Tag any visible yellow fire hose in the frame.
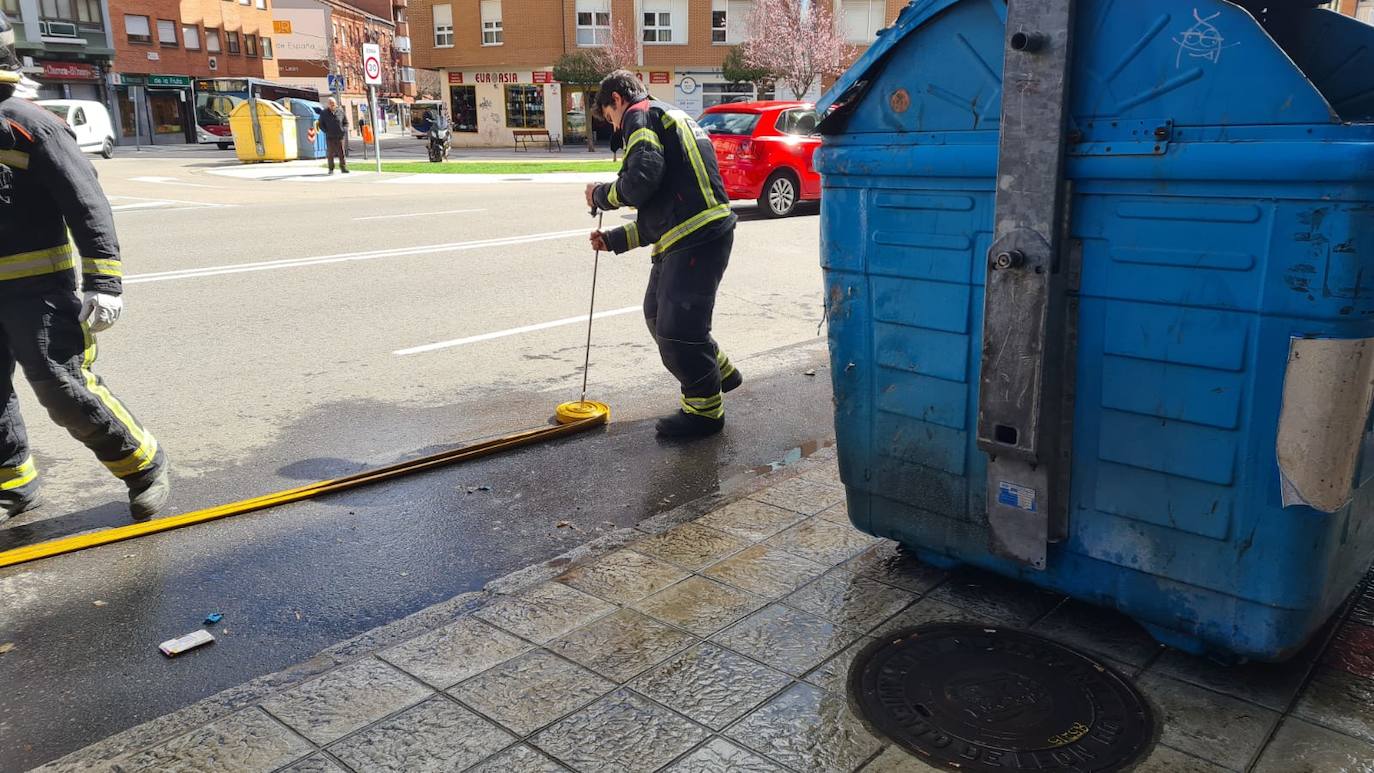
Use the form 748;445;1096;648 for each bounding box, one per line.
0;210;615;570
0;404;610;570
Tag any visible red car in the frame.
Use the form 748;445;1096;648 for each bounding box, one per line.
699;101;822;218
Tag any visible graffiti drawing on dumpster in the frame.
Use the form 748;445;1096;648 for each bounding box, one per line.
1175;9;1236;68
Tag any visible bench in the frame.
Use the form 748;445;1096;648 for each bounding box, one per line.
513;129;560;152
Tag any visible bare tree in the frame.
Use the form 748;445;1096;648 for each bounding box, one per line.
742;0;854;100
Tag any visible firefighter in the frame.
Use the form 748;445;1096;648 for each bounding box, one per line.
0;11;170;522
584;70;742;438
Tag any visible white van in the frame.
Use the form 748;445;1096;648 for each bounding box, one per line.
36;99;117;158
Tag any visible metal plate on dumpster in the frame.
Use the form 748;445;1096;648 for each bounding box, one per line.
848;624;1154;772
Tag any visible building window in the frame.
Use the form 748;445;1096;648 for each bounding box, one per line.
505;85;545;128
841;0;883;43
642;11;671;42
480;0;503;45
432;3;453;46
205;28;221;52
40;0;73;20
255;0;265;7
226;30;240;53
575;0;610;45
157;18;178;47
245;33;258;56
262;37;272;58
75;0;100;25
1;0;19;15
1359;0;1374;22
712;0;748;44
182;24;201;50
124;14;152;44
450;85;478;132
702;81;754;108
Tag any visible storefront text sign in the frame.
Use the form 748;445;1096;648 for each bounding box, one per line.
41;61;98;80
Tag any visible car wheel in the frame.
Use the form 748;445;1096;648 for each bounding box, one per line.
100;138;115;159
760;171;799;218
217;142;231;151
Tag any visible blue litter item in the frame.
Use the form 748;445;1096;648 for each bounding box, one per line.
278;98;328;160
816;0;1374;661
204;613;223;625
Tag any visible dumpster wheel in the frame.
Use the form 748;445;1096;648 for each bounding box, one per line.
848;624;1155;772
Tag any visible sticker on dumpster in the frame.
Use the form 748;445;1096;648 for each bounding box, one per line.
997;481;1038;512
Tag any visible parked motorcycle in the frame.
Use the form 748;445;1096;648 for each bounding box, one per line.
426;110;451;163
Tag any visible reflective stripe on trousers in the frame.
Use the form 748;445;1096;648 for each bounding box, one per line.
0;291;163;497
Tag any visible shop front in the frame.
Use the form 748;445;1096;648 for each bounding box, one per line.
561;69;673;148
113;74;196;146
673;70;762;117
442;69;562;148
34;61;106;102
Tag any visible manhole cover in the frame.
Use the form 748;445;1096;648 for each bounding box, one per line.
849;624;1154;772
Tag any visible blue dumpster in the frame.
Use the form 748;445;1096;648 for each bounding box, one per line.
817;0;1374;661
280;98;327;160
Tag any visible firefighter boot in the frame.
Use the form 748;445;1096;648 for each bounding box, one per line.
656;410;725;439
128;465;171;520
0;492;41;523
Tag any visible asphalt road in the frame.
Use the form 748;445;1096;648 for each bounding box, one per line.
0;145;835;770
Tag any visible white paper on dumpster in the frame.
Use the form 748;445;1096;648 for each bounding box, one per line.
1276;336;1374;513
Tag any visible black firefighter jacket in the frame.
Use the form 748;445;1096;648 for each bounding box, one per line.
0;92;122;299
592;99;736;259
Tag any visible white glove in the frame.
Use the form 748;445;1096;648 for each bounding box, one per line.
79;292;123;333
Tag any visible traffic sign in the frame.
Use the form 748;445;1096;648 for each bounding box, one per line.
362;43;382;86
327;73;345;92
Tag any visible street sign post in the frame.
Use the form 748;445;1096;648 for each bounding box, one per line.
362;43;382;173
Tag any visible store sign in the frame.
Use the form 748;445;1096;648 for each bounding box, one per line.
448;72;464;84
531;71;554;84
147;75;192;87
41;61;98;80
274;8;329;60
472;72;522;84
649;71;670;84
279;60;329;77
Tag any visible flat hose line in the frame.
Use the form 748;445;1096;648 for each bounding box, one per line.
0;408;610;569
1;210;614;569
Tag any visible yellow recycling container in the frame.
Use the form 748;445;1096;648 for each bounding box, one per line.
228;99;298;163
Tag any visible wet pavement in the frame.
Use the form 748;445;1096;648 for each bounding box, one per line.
0;351;834;773
27;448;1374;773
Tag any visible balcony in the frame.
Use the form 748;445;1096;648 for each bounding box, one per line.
394;35;411;53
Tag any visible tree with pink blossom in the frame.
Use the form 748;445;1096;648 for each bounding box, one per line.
742;0;854;100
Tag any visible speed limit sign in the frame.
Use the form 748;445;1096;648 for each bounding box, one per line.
362;43;382;86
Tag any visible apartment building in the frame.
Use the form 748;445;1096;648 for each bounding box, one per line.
273;0;415;133
105;0;279;144
3;0;115;103
410;0;902;148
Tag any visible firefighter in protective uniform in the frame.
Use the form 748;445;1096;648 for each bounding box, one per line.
585;71;742;438
0;11;170;522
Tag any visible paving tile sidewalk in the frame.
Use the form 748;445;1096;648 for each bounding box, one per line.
36;448;1374;773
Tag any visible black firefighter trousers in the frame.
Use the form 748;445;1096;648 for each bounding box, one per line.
644;230;736;419
0;291;164;509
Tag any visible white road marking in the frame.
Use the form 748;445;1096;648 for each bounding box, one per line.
123;229;586;285
129;176;222;189
395;306;641;356
109;195;229;213
352;208;486;221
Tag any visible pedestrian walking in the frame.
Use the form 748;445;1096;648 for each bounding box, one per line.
584;70;742;438
319;97;349;174
0;11;171;522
